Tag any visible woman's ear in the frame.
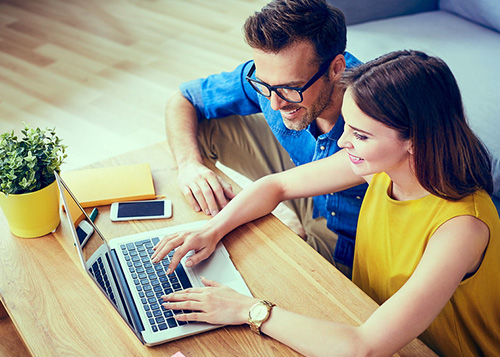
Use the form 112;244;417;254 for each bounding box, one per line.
408;142;414;155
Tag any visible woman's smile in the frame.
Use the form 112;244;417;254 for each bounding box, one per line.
347;152;365;165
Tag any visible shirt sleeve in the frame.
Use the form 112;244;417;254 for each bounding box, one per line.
344;51;363;69
179;60;262;122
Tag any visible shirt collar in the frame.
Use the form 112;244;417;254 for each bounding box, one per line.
308;115;345;140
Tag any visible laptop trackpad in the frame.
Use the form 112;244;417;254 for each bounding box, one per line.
189;247;239;285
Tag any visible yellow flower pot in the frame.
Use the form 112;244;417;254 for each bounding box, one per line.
0;180;60;238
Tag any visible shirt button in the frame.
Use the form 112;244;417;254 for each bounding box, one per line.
356;196;361;200
330;193;334;196
320;145;326;151
331;211;336;216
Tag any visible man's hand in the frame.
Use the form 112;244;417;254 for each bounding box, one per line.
177;162;235;216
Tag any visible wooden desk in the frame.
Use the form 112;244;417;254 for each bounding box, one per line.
0;141;434;356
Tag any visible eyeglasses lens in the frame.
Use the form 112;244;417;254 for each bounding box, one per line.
276;88;301;103
251;81;271;97
249;80;302;103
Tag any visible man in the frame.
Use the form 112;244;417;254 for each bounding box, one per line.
165;0;367;276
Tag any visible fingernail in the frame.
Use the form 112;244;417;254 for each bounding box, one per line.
211;209;218;216
205;209;210;215
194;206;200;212
166;268;172;275
185;260;192;267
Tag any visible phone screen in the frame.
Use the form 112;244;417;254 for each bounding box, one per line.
117;201;165;218
76;226;87;244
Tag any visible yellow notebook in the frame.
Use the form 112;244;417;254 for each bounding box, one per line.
61;163;156;208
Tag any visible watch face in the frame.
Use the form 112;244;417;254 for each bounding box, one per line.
251;303;269;320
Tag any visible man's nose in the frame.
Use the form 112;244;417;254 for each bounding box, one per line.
269;91;287;111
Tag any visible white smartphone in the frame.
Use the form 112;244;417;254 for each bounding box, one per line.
109;199;172;221
76;220;94;248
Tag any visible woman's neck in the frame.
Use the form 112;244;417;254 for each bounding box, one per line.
388;172;429;201
385;160;429;201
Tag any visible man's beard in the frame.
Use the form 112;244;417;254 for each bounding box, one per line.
281;80;334;131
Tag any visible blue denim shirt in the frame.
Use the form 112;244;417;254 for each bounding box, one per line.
180;52;368;268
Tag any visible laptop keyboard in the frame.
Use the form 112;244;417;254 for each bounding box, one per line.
89;255;118;306
121;237;193;332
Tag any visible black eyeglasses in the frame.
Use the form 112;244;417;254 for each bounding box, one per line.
245;58;334;103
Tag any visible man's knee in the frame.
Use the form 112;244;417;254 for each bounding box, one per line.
197;114;293;180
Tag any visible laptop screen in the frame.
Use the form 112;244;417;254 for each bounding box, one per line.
56;173;143;342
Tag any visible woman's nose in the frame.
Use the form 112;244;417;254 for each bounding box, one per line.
337;131;351;149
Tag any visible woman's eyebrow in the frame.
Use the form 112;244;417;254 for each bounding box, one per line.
348;124;373;136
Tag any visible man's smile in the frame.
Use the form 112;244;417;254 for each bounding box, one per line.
281;106;302;119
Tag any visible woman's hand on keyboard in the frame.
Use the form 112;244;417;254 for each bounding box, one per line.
151;223;221;274
161;277;258;325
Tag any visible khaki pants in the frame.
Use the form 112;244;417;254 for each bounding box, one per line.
198;114;351;277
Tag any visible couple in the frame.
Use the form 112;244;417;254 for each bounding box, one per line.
152;49;500;356
157;0;499;354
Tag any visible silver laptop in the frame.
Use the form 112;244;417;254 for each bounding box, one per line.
55;172;252;346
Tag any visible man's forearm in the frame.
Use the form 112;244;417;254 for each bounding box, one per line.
165;90;204;167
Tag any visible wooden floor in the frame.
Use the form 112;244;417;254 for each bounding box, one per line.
0;0;269;355
0;302;29;356
0;0;269;171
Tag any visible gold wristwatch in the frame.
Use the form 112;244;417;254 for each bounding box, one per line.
248;300;275;334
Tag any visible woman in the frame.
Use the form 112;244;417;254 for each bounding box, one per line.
152;50;499;356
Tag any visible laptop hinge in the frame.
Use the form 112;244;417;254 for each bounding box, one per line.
109;249;145;343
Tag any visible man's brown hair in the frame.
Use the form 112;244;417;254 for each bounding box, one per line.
243;0;346;65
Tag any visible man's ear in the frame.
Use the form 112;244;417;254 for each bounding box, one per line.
331;54;346;80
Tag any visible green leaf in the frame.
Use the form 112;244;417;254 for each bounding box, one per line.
0;124;67;194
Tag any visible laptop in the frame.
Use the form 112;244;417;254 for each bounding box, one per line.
55;171;252;346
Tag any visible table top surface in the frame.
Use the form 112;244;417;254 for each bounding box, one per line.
0;141;434;356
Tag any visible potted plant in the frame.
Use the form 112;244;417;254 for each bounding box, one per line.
0;124;67;238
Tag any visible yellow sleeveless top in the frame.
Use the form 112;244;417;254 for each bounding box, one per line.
353;173;500;356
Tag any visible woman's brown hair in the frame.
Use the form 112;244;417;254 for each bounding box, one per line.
342;50;493;200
